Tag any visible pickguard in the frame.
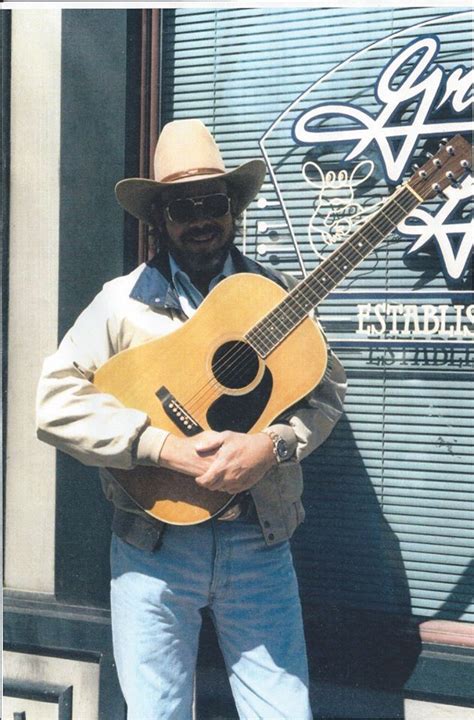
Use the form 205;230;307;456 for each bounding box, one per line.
206;366;273;433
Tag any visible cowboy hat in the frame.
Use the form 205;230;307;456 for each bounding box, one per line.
115;119;266;225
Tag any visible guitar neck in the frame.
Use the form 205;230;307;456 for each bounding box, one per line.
245;183;421;357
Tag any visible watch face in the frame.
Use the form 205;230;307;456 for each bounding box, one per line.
276;438;289;460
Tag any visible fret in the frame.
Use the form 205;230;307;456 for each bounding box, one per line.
265;324;285;344
278;299;301;323
246;185;421;357
247;332;272;356
324;255;352;282
368;223;386;238
348;239;367;258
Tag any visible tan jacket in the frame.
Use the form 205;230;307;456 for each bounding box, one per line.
36;248;346;547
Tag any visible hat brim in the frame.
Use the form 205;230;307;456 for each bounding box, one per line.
115;159;266;225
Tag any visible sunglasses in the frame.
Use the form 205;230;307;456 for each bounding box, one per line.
165;193;231;224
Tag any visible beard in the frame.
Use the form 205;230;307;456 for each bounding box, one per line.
162;221;235;283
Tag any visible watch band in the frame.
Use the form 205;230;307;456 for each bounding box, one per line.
263;429;291;463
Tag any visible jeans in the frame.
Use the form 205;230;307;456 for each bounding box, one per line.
110;517;312;720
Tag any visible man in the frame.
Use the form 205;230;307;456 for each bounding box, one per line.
36;119;346;720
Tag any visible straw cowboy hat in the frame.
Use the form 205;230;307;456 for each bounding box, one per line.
115;119;267;225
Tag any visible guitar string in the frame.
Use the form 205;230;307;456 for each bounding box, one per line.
180;189;418;420
182;190;417;420
243;188;417;358
182;190;417;418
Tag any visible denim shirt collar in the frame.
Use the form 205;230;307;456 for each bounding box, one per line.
129;245;286;312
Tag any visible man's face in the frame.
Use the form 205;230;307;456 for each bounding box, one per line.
160;178;235;282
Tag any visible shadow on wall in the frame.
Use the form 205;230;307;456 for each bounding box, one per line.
429;557;474;622
294;414;422;719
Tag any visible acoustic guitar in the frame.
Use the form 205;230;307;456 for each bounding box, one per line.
94;135;471;525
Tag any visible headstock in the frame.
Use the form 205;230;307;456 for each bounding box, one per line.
408;135;472;201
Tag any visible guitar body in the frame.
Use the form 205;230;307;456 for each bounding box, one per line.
94;273;328;525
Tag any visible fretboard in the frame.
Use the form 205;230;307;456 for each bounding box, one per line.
245;184;420;357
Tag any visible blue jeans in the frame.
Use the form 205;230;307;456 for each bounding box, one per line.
110;517;312;720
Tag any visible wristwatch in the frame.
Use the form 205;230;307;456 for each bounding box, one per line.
263;429;291;464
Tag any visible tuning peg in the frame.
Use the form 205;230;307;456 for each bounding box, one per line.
425;151;434;158
412;163;420;171
439;138;448;147
432;182;448;199
445;171;460;189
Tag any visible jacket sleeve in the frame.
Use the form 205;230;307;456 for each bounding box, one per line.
36;288;169;470
269;348;346;461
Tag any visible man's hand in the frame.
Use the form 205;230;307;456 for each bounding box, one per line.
194;430;276;493
159;430;276;493
159;431;223;477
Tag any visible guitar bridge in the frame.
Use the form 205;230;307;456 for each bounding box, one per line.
156;386;203;437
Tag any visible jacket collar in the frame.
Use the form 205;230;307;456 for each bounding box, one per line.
129;245;286;311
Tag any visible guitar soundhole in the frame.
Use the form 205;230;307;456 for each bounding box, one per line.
211;341;259;390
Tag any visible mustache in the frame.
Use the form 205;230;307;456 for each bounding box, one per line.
181;222;222;242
